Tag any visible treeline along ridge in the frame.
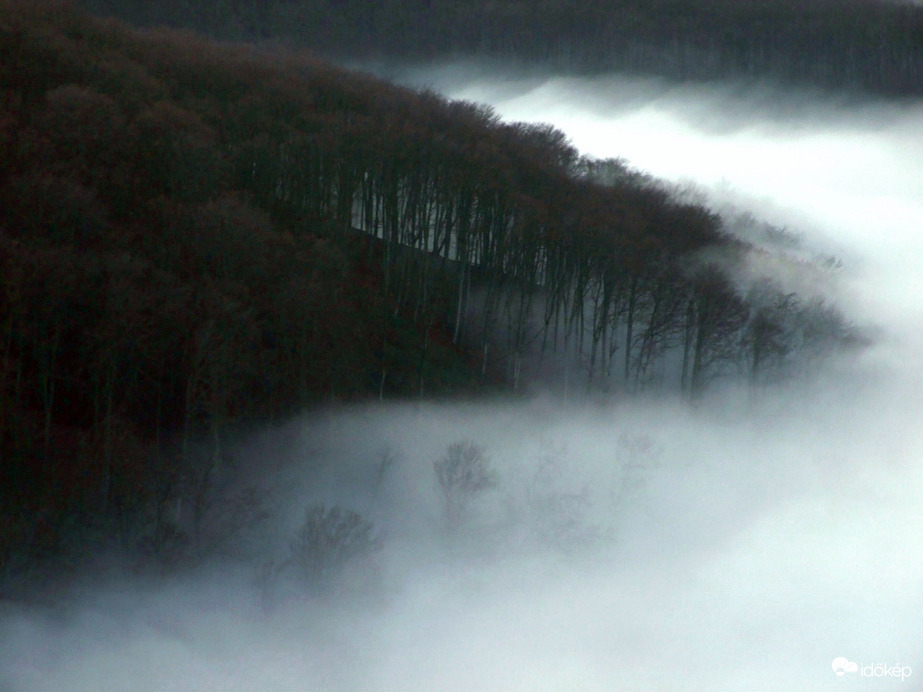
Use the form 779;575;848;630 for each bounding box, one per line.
0;1;852;578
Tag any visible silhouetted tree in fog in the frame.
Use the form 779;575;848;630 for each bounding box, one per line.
435;441;495;530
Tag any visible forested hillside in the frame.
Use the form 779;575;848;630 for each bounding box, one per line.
0;1;851;578
78;0;923;96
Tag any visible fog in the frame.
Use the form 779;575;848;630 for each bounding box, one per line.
3;68;922;690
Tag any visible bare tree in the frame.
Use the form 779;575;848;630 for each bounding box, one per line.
286;504;380;592
523;446;595;551
372;445;400;495
434;441;495;530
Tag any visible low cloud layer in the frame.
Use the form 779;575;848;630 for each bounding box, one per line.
2;68;922;691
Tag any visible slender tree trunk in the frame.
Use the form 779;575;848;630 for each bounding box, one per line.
623;277;637;385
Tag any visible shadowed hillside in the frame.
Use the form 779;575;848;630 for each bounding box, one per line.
0;0;852;584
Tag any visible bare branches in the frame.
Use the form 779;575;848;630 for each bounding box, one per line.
434;441;495;529
286;504;380;589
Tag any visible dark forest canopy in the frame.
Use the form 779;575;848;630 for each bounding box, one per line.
76;0;923;97
0;1;853;579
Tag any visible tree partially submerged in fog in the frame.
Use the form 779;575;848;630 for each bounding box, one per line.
284;504;380;592
682;267;750;397
510;434;658;553
136;462;268;574
523;446;596;552
743;280;799;385
611;433;658;517
796;298;857;366
434;441;496;530
372;445;400;495
0;2;860;576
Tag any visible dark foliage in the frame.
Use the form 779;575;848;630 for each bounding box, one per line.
0;1;851;578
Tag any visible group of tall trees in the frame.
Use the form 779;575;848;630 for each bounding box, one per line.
0;2;851;575
78;0;923;97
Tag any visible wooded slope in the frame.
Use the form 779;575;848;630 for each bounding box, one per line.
0;1;849;576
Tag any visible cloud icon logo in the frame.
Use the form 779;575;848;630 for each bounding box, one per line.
832;657;859;676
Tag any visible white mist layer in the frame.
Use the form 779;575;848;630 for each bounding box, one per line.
397;67;923;347
3;70;923;691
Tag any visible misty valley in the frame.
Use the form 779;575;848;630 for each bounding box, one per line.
1;3;922;691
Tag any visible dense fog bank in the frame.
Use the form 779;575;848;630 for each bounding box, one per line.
2;383;920;690
389;66;923;326
3;67;923;691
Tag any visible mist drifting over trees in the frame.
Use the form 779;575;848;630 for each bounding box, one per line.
1;1;920;690
0;0;858;578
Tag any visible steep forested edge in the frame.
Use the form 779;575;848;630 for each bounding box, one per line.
0;1;854;582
